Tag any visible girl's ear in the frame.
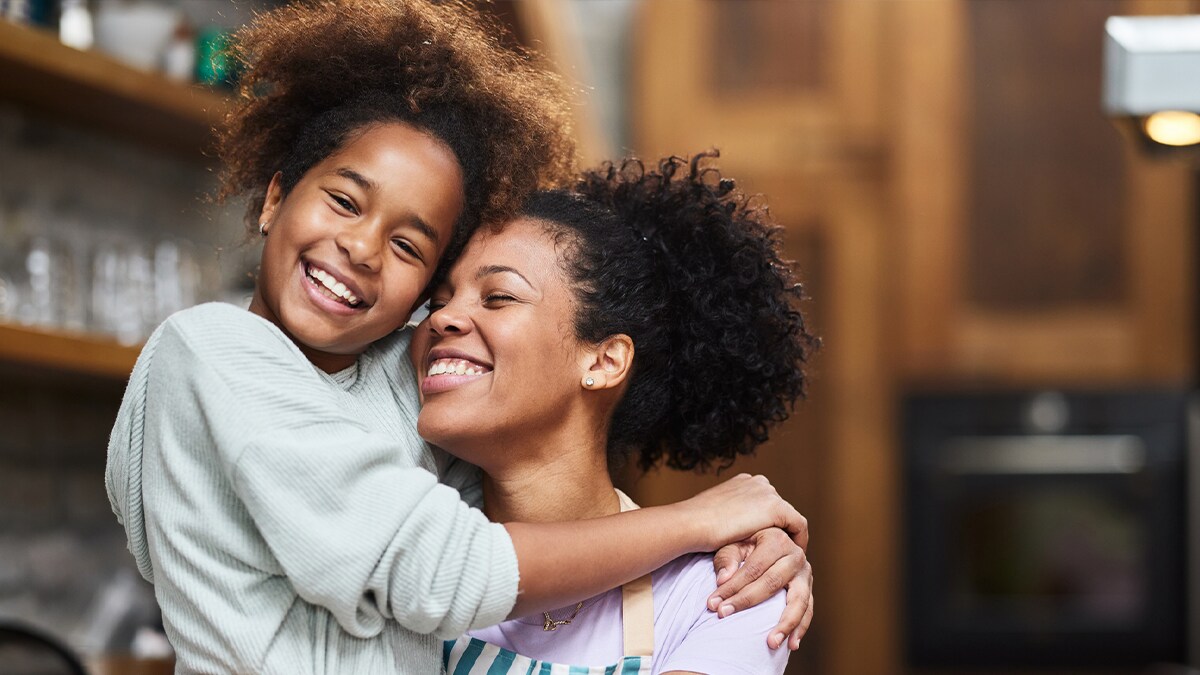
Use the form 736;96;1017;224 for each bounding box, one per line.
259;172;285;231
579;334;634;391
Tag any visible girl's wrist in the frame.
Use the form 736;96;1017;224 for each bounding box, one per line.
661;499;711;553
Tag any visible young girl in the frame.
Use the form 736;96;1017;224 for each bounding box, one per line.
415;153;818;674
106;2;811;673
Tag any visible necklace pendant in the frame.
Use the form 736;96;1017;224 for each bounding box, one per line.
541;601;585;632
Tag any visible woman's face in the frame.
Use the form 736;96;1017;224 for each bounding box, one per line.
411;218;590;466
250;122;464;372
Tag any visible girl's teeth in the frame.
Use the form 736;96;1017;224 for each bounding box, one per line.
307;264;360;306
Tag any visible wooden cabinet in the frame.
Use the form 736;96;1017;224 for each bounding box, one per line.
0;20;228;160
0;324;139;380
891;0;1195;387
0;20;228;381
627;1;1196;674
629;3;896;674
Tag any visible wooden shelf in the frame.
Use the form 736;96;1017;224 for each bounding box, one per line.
0;323;139;380
0;20;230;160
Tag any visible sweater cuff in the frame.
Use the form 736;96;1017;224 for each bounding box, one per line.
474;522;520;628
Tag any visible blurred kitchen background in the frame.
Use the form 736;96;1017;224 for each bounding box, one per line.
0;0;1197;673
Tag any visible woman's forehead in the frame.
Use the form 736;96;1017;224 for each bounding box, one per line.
430;220;577;304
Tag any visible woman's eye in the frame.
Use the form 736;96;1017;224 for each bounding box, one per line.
484;293;517;304
427;300;447;313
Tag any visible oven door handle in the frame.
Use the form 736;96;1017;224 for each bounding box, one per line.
939;435;1146;474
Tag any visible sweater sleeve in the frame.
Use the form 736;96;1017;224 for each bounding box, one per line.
436;451;485;509
156;307;518;639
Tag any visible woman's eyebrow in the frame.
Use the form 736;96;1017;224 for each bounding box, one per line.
475;264;533;288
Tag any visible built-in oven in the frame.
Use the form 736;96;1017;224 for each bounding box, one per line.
903;389;1188;669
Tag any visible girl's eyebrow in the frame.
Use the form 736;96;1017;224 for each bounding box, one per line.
333;167;440;246
335;167;376;192
475;264;533;288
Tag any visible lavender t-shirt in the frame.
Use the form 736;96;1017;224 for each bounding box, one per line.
466;553;790;674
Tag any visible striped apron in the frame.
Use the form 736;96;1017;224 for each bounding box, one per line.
443;491;655;675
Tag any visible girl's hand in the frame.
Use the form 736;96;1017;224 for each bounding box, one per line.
682;473;806;548
709;528;813;650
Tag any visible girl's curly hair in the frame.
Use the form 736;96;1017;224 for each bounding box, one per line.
521;152;820;472
215;0;576;265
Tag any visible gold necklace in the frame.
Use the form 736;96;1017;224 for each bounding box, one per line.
542;601;586;631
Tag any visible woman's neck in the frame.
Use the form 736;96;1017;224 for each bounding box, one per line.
481;438;620;524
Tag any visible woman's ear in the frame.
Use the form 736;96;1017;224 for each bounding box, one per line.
580;334;634;391
258;172;285;232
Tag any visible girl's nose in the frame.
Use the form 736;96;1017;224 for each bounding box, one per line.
336;223;383;271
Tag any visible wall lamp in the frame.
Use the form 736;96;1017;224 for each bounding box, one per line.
1104;15;1200;159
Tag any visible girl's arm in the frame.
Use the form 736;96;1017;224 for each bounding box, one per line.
438;448;813;642
505;473;804;617
154;306;802;639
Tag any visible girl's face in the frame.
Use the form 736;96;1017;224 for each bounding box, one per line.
250;122;464;372
410;218;592;469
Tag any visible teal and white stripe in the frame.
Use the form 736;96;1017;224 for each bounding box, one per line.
443;637;649;675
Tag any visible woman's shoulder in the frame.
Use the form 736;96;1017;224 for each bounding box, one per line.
651;553;789;675
652;552;720;593
653;550;786;624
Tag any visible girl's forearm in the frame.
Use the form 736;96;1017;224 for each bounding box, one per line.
504;503;702;617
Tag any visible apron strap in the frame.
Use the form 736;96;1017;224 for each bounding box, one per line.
616;490;655;658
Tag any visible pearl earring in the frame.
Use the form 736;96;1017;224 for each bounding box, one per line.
584;377;595;387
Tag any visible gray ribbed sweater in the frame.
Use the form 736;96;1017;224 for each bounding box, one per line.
105;302;518;674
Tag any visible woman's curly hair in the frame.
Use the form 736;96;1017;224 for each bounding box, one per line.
521;152;820;472
215;0;576;265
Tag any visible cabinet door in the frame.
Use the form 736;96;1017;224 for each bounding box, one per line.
630;3;897;675
893;0;1195;386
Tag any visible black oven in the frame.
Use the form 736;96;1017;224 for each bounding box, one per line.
903;389;1188;669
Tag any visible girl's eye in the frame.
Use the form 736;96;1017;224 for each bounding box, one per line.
330;194;358;215
392;239;422;260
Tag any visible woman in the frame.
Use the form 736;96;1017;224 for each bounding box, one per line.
414;153;819;673
105;2;812;672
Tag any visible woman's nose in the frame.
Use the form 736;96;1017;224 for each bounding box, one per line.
428;302;472;336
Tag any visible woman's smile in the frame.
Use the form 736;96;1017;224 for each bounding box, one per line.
413;218;588;459
421;348;493;394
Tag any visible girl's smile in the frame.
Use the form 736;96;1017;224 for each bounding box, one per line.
304;260;366;307
249;122;464;373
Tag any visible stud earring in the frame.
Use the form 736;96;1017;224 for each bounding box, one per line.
584;377;595;388
259;221;269;237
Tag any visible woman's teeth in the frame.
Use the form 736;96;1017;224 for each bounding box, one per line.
307;265;361;306
427;358;489;377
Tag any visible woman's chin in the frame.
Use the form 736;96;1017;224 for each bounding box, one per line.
417;416;481;455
